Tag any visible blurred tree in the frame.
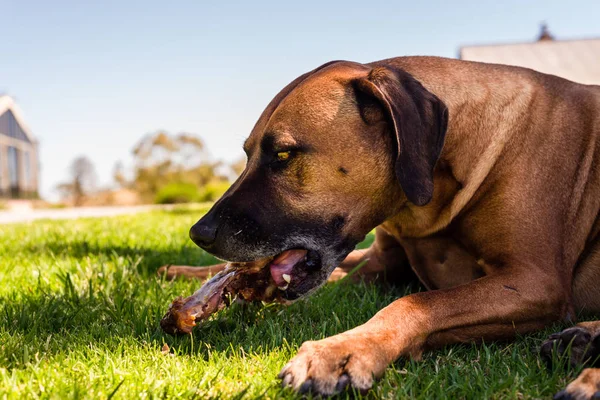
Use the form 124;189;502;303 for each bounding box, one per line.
113;161;128;188
129;131;228;202
56;156;97;206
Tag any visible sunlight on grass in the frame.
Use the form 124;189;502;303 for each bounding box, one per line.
0;205;587;398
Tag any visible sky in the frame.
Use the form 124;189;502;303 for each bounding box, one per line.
2;0;600;200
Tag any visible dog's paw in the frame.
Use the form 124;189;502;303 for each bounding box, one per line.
553;368;600;400
278;334;388;396
541;325;600;368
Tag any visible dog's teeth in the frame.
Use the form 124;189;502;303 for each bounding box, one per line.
282;274;291;283
278;284;289;291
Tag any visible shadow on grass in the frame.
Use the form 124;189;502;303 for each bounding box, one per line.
24;239;222;274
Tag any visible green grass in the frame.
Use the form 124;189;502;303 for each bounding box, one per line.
0;205;593;399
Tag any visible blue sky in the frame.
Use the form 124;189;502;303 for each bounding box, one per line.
2;0;599;200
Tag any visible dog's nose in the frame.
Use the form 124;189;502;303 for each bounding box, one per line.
189;219;218;248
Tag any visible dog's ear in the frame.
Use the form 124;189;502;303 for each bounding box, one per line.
354;66;448;206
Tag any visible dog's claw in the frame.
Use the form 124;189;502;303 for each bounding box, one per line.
553;390;568;400
553;388;600;400
281;373;293;388
298;379;313;394
278;362;291;379
336;373;350;392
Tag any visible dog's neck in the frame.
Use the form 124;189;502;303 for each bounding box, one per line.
382;57;535;238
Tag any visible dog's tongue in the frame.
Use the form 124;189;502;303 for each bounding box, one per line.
269;250;307;288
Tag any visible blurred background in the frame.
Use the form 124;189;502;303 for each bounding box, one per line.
1;0;599;212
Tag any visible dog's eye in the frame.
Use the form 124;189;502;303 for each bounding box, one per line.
276;151;291;162
268;149;298;169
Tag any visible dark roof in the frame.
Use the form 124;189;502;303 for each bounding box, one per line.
0;95;36;143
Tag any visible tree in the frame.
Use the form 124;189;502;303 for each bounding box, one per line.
113;161;128;188
129;131;227;202
56;156;97;206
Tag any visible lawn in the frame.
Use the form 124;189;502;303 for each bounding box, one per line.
0;205;592;399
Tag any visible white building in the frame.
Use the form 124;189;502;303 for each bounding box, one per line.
460;25;600;85
0;95;39;199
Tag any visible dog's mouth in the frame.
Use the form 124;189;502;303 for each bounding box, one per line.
266;249;320;290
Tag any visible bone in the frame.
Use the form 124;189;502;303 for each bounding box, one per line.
160;258;282;335
160;266;237;334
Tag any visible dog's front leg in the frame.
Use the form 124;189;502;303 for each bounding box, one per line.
279;268;569;395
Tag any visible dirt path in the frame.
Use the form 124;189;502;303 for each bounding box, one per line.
0;205;166;224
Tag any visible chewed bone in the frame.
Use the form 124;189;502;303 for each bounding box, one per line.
160;267;238;334
160;250;309;335
160;258;283;335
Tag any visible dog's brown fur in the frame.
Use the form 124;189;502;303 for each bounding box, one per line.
558;368;600;400
161;56;600;397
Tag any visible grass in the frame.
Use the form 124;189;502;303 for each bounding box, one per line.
0;204;595;399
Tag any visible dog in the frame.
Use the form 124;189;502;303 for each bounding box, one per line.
161;56;600;398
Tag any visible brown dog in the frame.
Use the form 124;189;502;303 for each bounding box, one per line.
162;56;600;398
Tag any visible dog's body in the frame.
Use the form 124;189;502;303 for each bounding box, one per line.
164;57;600;398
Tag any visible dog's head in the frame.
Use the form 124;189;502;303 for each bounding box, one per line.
190;60;448;300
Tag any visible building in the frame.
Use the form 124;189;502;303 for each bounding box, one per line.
460;25;600;85
0;95;39;199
